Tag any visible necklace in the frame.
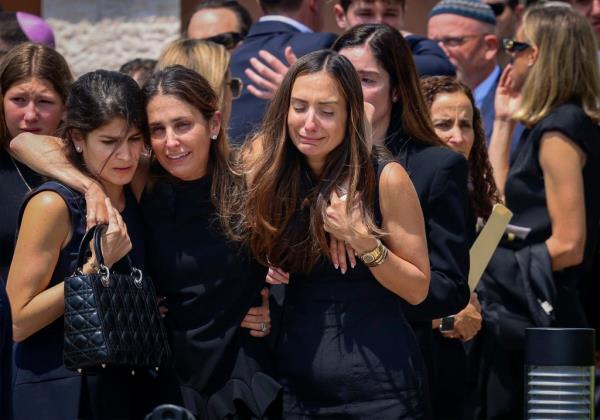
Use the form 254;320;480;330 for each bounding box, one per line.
9;154;32;192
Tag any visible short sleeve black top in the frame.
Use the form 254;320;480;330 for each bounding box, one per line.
505;103;600;266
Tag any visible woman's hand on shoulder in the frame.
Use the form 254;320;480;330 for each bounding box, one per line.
240;288;271;338
265;266;289;285
98;197;132;268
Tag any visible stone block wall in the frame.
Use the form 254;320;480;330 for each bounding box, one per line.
43;0;180;77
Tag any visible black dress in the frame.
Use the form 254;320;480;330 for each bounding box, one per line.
141;176;281;419
473;103;600;419
12;181;146;420
0;148;44;420
274;160;429;419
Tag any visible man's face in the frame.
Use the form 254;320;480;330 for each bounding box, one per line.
334;0;405;31
428;14;497;88
485;0;519;41
187;7;240;39
565;0;600;44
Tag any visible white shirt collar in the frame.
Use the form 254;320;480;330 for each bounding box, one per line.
474;65;501;110
258;15;313;33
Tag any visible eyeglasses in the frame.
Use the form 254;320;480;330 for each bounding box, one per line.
433;35;482;47
502;38;531;53
488;2;506;16
228;77;243;99
204;32;243;50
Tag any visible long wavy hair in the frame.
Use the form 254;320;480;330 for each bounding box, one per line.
421;76;499;219
332;23;445;150
515;4;600;125
239;50;382;273
143;65;242;235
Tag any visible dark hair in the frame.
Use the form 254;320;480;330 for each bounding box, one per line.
240;50;382;273
61;70;149;172
332;24;445;151
0;12;29;55
421;76;499;219
188;0;253;38
119;58;157;87
338;0;406;12
0;42;72;146
143;65;238;230
119;58;156;75
259;0;303;14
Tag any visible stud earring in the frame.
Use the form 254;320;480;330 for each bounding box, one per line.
210;134;218;141
75;146;82;152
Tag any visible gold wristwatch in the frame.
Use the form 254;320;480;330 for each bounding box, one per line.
358;239;388;267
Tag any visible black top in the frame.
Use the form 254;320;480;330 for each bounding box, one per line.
275;159;429;419
386;133;473;322
506;102;600;263
0;148;44;281
12;181;144;419
141;176;280;419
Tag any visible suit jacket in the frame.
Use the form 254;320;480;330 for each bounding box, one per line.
386;134;473;394
405;35;455;77
229;20;338;144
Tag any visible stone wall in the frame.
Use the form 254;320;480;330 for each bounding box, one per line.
43;0;180;77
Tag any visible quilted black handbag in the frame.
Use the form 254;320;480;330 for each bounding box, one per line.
63;224;171;371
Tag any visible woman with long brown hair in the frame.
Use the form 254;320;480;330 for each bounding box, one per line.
240;49;430;418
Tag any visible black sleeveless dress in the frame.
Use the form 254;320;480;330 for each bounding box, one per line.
141;176;281;420
472;103;600;419
0;148;44;419
275;160;429;419
12;181;146;419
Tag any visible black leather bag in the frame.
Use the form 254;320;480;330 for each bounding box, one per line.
63;224;171;371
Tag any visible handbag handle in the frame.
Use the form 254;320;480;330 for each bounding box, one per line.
75;224;144;288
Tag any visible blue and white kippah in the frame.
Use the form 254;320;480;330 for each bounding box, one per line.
429;0;496;26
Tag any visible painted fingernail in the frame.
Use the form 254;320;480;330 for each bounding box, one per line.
334;263;339;269
341;267;346;275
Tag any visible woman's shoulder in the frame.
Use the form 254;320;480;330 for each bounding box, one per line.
535;102;600;149
537;103;596;133
401;142;468;174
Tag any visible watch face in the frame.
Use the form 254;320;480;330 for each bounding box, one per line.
362;254;375;264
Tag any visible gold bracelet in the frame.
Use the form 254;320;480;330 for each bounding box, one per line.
359;239;388;267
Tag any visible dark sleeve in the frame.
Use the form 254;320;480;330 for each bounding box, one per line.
536;104;595;156
405;34;456;77
403;152;472;321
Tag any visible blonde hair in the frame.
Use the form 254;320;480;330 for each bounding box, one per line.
514;5;600;125
157;39;230;120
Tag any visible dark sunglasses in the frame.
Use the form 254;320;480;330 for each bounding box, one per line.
488;2;506;16
204;32;243;50
502;38;531;53
228;77;243;99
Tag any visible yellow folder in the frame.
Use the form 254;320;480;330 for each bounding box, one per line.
468;203;513;291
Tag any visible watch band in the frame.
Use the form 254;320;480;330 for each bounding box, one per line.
358;239;388;267
439;315;455;332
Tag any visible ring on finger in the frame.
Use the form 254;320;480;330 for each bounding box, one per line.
259;322;268;332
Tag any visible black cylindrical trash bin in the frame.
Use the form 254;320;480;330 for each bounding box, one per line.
525;328;596;419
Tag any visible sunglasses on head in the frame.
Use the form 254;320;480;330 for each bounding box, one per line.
228;77;243;99
502;38;531;53
204;32;243;50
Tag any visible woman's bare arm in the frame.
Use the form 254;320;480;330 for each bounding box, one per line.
7;192;71;342
540;131;587;270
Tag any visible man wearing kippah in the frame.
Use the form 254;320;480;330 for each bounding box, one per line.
428;0;522;154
